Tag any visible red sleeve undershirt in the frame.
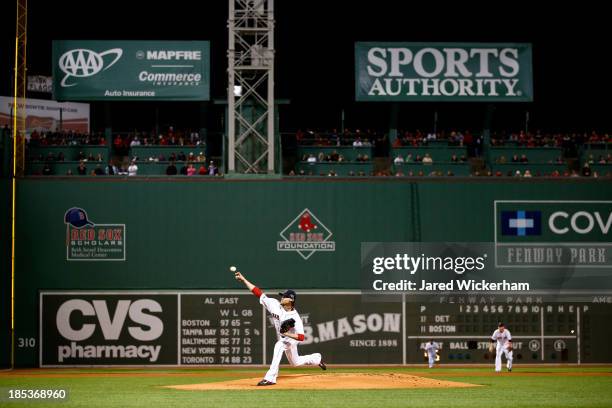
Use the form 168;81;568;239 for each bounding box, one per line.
297;334;305;341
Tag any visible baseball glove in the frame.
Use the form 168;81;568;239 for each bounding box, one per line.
280;318;296;333
506;342;513;351
488;342;496;353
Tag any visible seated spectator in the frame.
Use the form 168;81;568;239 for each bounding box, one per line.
166;161;178;175
179;164;188;175
495;171;503;177
450;154;459;163
348;171;355;176
514;170;522;177
77;161;87;175
511;154;520;163
422;153;433;164
130;136;141;147
337;154;345;162
496;155;507;164
327;170;337;177
197;152;206;162
520;154;528;163
405;153;414;163
570;170;580;178
317;152;325;162
395;171;404;177
158;154;166;161
198;165;207;175
87;153;95;161
169;152;177;162
353;137;363;147
415;155;423;162
96;153;103;162
551;170;561;177
94;164;104;176
582;163;592;177
128;160;138;176
356;154;364;162
460;155;467;162
178;151;187;161
42;163;53;176
394;155;405;165
330;150;339;162
188;152;196;162
555;156;564;164
208;161;218;175
106;161;118;175
362;154;370;161
523;169;533;178
446;170;454;177
66;169;73;176
78;151;86;161
187;163;197;176
307;154;317;163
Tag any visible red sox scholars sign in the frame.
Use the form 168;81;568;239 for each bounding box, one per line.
64;207;126;261
276;209;335;260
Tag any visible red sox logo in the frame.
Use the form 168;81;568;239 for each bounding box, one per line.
276;209;336;260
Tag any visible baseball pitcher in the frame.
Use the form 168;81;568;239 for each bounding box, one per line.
235;271;326;386
490;322;513;372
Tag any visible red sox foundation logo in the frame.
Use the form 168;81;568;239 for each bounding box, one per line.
276;209;335;260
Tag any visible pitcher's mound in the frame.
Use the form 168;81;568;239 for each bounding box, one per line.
167;373;479;390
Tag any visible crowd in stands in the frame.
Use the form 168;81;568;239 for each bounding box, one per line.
393;153;467;165
301;151;371;163
392;130;475;147
490;130;612;156
27;130;106;146
296;129;377;146
113;127;204;155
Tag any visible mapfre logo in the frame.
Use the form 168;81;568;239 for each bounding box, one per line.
276;209;335;260
58;48;123;87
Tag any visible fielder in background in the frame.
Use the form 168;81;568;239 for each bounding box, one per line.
234;270;326;386
424;340;440;368
490;322;513;372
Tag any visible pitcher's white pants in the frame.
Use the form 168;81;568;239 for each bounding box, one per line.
495;344;513;372
264;340;322;383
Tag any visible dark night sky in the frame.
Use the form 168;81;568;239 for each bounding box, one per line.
1;1;611;133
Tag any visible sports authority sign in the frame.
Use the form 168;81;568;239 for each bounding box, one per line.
64;208;126;261
52;40;210;101
355;42;533;102
276;209;336;260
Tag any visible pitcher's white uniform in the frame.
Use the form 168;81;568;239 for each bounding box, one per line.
491;328;513;372
424;341;439;368
259;293;322;383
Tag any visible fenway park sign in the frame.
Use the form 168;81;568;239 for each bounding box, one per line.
355;42;533;102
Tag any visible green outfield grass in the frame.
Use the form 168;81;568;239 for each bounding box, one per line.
1;367;611;408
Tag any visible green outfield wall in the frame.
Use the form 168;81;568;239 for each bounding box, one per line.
9;179;612;366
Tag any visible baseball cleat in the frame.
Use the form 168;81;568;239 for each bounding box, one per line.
319;362;327;370
508;368;512;372
256;379;276;386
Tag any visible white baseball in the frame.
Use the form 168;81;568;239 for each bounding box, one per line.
230;266;237;272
